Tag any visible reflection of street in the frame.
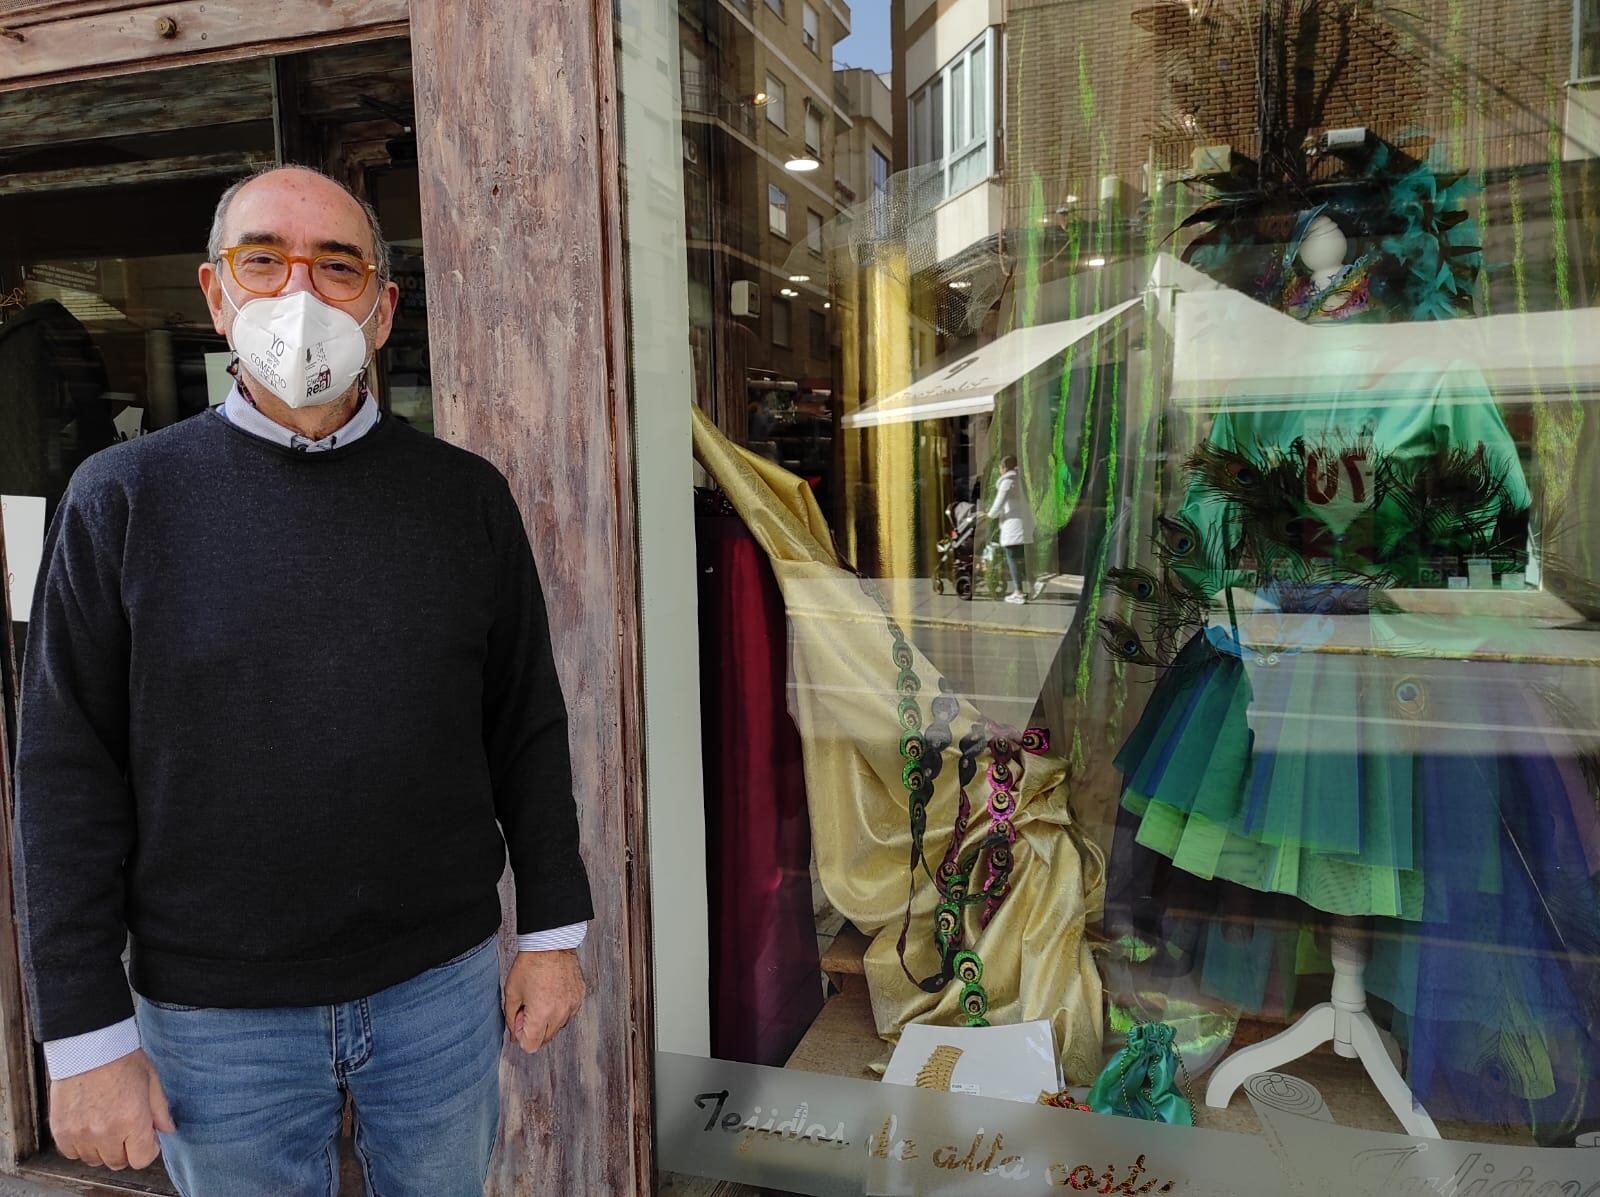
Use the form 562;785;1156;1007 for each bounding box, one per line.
786;574;1081;730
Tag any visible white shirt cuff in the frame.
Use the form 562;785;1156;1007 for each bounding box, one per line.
43;1017;141;1081
517;922;588;952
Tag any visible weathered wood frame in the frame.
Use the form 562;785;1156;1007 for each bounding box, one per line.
0;1;651;1193
406;0;654;1192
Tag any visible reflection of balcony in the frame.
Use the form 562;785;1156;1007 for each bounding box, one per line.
680;71;758;139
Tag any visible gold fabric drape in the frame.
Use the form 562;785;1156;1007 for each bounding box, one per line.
690;405;1105;1083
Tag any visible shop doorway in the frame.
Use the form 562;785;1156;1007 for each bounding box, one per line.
0;38;428;1193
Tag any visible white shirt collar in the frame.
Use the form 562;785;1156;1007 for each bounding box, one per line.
221;383;381;453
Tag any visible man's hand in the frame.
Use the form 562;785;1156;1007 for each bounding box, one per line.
503;949;586;1054
49;1049;175;1172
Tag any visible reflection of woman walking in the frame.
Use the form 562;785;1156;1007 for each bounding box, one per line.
987;455;1035;604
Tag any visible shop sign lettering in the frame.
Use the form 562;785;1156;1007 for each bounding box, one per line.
659;1053;1600;1197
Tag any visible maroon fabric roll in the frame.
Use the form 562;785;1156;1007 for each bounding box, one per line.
696;497;824;1066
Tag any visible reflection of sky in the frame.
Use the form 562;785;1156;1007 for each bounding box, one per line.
836;0;891;74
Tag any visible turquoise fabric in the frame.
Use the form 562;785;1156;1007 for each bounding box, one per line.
1087;1022;1194;1125
1173;356;1529;594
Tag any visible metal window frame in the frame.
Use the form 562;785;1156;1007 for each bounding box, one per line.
908;26;996;202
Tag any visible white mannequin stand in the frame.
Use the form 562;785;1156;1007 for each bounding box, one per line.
1204;919;1440;1138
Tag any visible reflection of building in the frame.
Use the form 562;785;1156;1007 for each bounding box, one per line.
836;0;1007;578
847;2;1600;586
677;0;853;458
1003;1;1595;304
833;67;894;238
903;0;1005;287
994;2;1600;578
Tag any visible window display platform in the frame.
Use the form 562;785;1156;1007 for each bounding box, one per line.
789;928;1533;1146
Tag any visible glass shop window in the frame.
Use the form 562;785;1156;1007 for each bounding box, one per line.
619;0;1600;1193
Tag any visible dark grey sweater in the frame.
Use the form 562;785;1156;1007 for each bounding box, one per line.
14;408;593;1042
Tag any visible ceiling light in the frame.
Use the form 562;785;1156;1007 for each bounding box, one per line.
950;280;972;290
823;302;831;309
752;91;770;106
1087;257;1107;268
785;156;820;173
781;287;799;297
789;274;811;283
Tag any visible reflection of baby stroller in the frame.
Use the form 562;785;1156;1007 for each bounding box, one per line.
934;502;1003;600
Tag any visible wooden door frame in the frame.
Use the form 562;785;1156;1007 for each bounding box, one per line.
0;1;654;1193
406;0;654;1190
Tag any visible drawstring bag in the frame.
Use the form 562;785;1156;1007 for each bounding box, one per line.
1087;1021;1195;1125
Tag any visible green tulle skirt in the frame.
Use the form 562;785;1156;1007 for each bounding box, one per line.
1119;624;1424;920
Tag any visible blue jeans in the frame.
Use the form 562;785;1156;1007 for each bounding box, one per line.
1003;543;1030;593
133;933;504;1197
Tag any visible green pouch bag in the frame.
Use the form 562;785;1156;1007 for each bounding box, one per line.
1087;1021;1195;1125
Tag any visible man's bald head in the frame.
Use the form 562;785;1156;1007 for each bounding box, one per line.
207;165;391;283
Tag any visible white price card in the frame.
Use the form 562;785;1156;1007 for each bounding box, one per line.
2;494;46;622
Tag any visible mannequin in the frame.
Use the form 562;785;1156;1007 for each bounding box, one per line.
1102;168;1600;1143
1199;210;1444;1132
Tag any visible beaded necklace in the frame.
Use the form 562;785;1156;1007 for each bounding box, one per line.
857;574;1049;1025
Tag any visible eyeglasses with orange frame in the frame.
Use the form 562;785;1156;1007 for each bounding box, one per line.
216;244;378;303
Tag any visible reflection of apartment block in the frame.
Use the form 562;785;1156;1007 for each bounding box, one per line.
1005;1;1584;228
678;0;852;428
903;0;1005;269
1001;2;1596;311
834;67;894;221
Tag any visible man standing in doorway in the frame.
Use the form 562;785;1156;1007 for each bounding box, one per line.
13;165;593;1196
987;454;1037;604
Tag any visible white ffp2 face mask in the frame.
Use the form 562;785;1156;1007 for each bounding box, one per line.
224;288;379;409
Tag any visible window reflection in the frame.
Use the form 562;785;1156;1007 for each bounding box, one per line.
630;0;1600;1185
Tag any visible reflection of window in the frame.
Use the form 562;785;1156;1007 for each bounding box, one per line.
804;102;824;156
768;184;789;237
680;42;702;98
772;296;791;347
808;308;827;359
803;3;820;54
807;209;824;253
870;147;890;238
1578;0;1600;80
764;0;784;15
684;172;711;240
765;73;787;129
909;81;943;177
909;28;994;200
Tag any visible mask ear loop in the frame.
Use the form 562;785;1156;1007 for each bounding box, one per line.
225;353;261;408
354;283;386;405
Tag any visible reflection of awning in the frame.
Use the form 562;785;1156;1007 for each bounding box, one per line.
842;298;1141;428
1152;253;1600;408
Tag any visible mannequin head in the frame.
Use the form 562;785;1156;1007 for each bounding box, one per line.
1297;213;1349;288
